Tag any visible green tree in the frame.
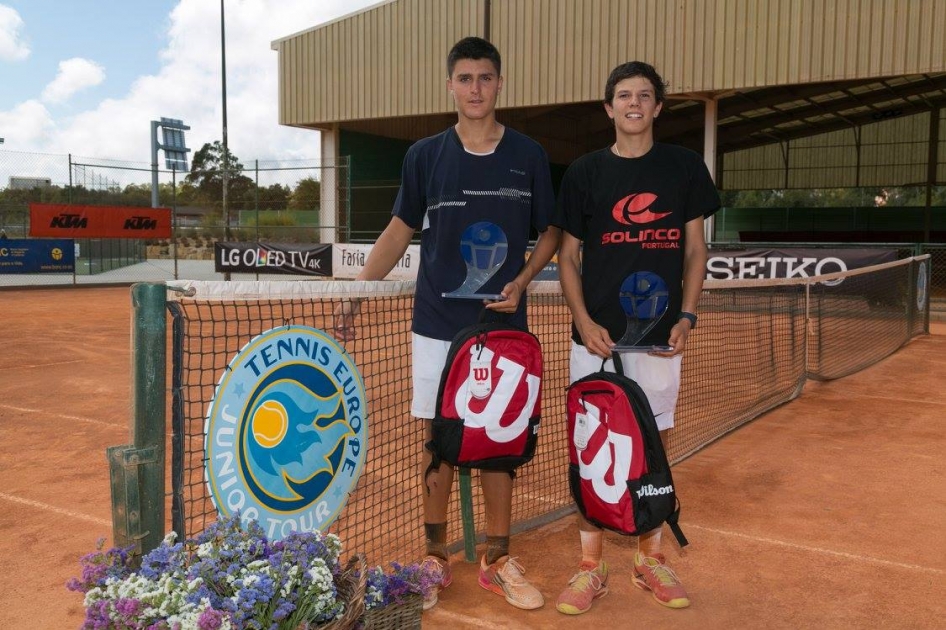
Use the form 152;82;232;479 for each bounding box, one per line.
288;177;320;211
185;141;254;206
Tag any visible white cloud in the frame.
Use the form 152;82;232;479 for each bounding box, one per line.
1;0;380;177
0;4;30;61
41;57;106;104
0;100;55;146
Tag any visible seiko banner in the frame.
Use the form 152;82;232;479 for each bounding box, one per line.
215;242;333;276
29;203;172;239
706;248;898;281
0;238;75;274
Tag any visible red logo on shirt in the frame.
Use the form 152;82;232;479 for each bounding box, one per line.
611;193;671;225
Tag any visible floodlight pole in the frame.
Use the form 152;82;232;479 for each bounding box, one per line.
221;0;230;242
150;121;160;208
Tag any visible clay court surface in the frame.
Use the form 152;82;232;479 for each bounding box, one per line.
1;286;944;629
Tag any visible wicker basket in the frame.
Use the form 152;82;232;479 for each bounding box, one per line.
360;594;424;630
298;553;367;630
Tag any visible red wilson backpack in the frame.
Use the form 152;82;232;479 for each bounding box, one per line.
567;353;688;546
425;316;542;480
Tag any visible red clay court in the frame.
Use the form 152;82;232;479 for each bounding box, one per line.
0;286;944;629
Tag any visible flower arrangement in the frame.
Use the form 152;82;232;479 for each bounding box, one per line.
363;561;440;612
67;513;346;630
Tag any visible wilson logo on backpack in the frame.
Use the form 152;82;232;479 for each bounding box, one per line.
426;317;542;480
567;353;687;546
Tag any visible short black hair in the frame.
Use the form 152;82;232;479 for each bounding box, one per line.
604;61;667;104
447;36;501;78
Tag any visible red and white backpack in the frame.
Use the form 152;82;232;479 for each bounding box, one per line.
425;318;542;479
567;353;688;546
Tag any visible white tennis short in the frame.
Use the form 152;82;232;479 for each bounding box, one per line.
411;333;452;419
569;341;683;431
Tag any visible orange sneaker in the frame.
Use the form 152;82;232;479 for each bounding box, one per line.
421;555;453;610
632;552;690;609
478;555;544;610
555;561;609;615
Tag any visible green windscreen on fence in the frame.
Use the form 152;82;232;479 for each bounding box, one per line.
164;256;929;565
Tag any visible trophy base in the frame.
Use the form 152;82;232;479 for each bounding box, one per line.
611;344;674;353
441;292;505;300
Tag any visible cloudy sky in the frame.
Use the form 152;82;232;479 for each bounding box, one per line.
0;0;380;167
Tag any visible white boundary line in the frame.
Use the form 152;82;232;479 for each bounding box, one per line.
0;492;111;527
425;608;510;630
0;404;120;428
688;524;945;575
0;359;84;371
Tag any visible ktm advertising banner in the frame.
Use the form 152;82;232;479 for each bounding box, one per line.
215;242;333;276
29;203;172;239
0;238;75;274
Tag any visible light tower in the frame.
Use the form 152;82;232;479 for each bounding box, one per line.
150;118;191;208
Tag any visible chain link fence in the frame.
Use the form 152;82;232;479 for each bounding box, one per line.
0;150;350;286
2;149;945;317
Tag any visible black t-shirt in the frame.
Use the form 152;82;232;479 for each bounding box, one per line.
552;143;720;345
394;127;554;340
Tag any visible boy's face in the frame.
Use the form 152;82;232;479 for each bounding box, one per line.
447;58;503;121
604;75;663;137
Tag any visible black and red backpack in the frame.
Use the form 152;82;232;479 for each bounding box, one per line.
566;353;688;546
425;314;542;479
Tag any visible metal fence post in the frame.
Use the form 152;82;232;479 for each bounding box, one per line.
108;282;167;557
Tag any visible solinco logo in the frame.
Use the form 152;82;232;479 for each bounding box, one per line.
611;192;671;225
123;216;158;230
50;213;88;229
205;325;367;539
604;192;680;249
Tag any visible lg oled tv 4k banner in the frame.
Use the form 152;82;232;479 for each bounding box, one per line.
0;238;75;274
29;203;172;238
706;248;898;281
215;242;333;276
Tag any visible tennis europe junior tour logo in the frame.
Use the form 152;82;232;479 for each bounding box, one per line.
205;325;367;539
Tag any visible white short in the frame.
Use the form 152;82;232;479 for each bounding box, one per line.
411;333;452;419
569;341;682;431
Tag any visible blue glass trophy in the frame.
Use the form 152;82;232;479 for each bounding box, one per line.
612;271;672;352
442;221;508;300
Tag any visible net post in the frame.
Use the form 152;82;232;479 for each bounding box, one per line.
108;282;168;557
458;467;477;562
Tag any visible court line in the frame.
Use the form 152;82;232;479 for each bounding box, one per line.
519;491;564;505
425;608;509;630
0;359;85;371
0;492;111;527
850;394;946;407
688;524;945;575
0;404;121;429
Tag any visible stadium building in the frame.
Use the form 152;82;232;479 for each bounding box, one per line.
271;0;946;249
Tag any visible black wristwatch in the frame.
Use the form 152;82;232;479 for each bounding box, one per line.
678;311;698;329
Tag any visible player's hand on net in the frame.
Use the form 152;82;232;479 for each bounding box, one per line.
333;299;362;341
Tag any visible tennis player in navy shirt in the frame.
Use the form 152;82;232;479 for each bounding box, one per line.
334;36;560;611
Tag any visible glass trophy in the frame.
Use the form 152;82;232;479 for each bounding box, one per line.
442;221;508;300
612;271;672;352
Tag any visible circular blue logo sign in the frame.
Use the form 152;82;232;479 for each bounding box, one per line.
917;261;928;311
205;325;367;539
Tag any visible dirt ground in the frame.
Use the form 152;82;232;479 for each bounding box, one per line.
0;288;943;629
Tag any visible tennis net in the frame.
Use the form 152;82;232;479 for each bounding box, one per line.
165;255;929;564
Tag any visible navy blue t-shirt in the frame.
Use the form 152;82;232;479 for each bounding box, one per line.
393;126;554;340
